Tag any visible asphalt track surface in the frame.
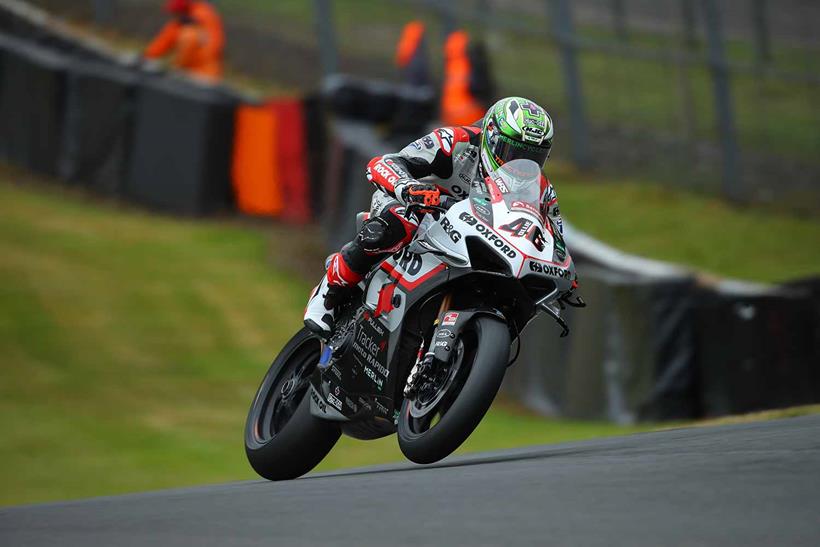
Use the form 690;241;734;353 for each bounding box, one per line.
2;416;819;546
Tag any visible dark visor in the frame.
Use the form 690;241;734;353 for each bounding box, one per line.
491;135;550;168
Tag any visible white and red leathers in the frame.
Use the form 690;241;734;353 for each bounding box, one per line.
303;124;564;335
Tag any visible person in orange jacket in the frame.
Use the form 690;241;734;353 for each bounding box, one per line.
441;30;496;126
144;0;225;82
395;20;431;87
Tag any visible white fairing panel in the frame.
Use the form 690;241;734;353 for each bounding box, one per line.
364;249;447;332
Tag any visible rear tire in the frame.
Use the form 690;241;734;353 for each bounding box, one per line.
398;316;510;464
245;328;341;480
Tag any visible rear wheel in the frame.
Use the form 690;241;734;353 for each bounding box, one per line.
245;328;340;480
398;316;510;464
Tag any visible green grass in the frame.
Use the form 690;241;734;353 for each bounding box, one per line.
549;160;820;282
1;166;818;507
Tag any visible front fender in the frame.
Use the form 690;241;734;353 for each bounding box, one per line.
429;308;508;365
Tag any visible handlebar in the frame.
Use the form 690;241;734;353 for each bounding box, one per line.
403;196;455;219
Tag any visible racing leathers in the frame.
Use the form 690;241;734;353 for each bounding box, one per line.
303;124;564;336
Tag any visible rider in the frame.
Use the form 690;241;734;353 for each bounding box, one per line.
304;96;563;336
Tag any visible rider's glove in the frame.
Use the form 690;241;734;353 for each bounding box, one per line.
395;179;441;208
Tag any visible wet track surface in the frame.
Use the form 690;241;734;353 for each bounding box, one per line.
2;415;819;546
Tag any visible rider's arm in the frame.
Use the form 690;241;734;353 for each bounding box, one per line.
144;20;181;59
191;2;225;59
366;126;481;199
541;176;564;235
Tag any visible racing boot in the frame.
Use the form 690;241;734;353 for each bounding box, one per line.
303;252;362;337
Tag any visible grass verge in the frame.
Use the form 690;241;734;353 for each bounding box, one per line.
550;161;820;282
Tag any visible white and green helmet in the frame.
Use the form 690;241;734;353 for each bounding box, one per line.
480;96;554;175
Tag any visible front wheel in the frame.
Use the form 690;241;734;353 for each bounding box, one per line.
245;328;340;480
398;316;510;464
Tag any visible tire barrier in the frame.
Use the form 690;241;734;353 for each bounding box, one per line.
125;76;237;215
232;102;284;216
231;98;320;221
0;33;67;176
322;74;436;136
60;57;139;195
0;19;321;220
270;99;312;224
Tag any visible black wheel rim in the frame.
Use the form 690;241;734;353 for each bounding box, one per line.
250;337;320;445
405;328;478;435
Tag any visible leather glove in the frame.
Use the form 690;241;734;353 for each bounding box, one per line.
395;179;441;208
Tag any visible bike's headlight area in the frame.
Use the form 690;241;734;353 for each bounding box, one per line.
465;237;512;276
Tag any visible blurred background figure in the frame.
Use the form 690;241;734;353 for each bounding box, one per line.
144;0;224;82
441;30;495;126
394;20;431;87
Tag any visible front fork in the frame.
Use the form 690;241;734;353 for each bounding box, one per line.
404;293;452;398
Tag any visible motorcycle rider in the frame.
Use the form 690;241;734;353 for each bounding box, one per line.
304;96;563;336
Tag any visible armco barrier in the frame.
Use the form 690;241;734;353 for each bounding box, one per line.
0;33;66;176
0;0;112;63
126;76;237;215
60;57;139;195
505;230;699;422
694;282;820;416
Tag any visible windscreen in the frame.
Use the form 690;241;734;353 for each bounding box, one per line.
491;159;542;218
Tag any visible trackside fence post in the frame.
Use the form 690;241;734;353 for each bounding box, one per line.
700;0;742;201
92;0;115;25
439;2;457;40
751;0;771;66
313;0;339;77
547;0;592;169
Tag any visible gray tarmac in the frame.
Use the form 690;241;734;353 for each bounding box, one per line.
2;415;820;546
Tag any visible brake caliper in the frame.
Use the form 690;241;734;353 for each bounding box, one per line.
404;346;435;399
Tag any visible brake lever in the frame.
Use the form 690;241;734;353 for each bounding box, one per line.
540;302;570;337
562;295;586;308
403;202;447;220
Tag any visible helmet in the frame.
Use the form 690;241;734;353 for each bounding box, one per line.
479;97;553;176
165;0;193;15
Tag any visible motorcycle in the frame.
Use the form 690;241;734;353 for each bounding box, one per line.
244;159;584;480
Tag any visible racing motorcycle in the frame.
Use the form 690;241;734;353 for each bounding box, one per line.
244;159;584;480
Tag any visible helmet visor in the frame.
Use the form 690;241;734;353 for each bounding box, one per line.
489;134;551;168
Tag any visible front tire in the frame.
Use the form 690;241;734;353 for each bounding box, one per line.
398;316;510;464
245;328;341;480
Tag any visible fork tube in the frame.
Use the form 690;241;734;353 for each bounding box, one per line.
435;293;453;325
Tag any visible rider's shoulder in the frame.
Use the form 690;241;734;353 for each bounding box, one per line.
429;125;482;148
